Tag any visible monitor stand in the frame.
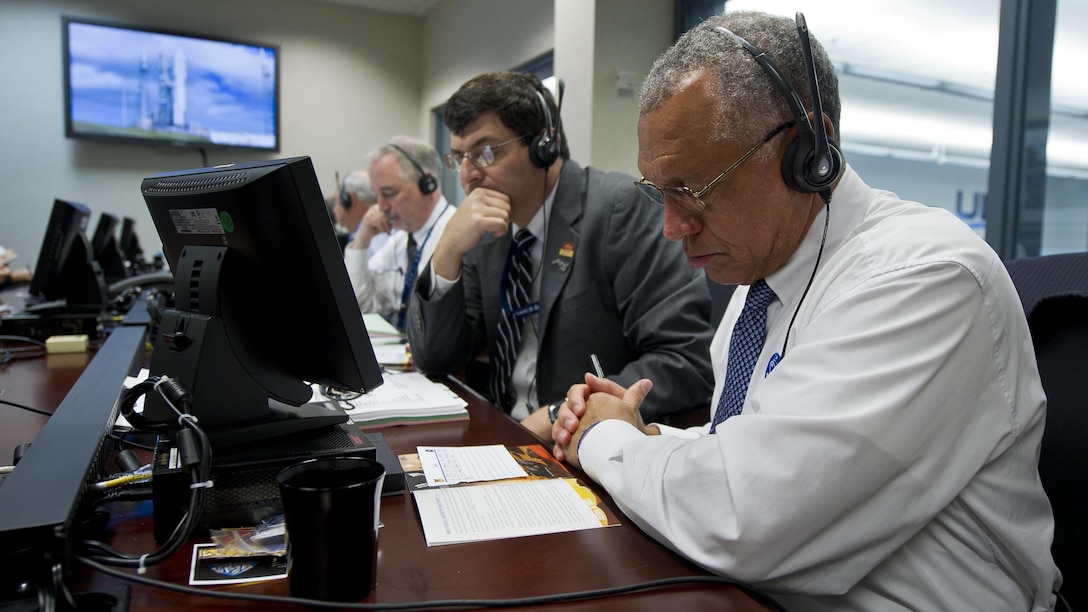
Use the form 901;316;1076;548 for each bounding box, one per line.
143;308;351;447
207;400;350;448
22;298;107;315
26;236;110;315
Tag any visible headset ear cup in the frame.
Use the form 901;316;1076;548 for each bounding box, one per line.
388;143;438;195
418;173;438;195
529;129;559;169
340;179;352;209
780;136;811;193
781;130;842;194
812;142;844;191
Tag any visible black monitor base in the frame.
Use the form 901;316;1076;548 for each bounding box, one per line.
206;400;350;448
22;298;106;316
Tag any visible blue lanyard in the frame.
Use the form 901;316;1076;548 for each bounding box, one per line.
397;203;450;330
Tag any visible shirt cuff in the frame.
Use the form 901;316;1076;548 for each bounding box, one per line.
344;247;368;266
431;267;459;300
578;420;645;483
654;421;708;439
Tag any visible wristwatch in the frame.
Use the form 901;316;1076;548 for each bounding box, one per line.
547;403;560;424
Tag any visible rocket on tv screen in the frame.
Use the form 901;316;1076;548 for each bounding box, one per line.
62;17;280;152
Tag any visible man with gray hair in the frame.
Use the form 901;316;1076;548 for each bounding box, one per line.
332;169;377;240
344;136;454;328
552;11;1060;610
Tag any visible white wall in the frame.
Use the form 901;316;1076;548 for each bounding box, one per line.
0;0;423;266
588;0;674;177
552;0;675;176
554;0;597;164
420;0;555;138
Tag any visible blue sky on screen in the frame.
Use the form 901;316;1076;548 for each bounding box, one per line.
67;22;276;137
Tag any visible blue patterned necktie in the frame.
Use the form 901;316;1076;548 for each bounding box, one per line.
490;229;536;412
395;233;418;331
710;280;776;433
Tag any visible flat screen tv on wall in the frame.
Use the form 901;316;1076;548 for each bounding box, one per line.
63;17;280;152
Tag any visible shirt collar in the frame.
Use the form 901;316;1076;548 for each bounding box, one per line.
409;196;450;244
513;176;560;240
765;165;863;306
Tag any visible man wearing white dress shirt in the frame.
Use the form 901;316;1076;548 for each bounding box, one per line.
344;136;454;328
552;11;1061;611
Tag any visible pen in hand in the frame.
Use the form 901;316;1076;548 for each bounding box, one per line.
590;354;604;378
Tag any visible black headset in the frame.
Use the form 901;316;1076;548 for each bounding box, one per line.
528;80;563;169
715;12;842;195
388;143;438;195
337;171;352;209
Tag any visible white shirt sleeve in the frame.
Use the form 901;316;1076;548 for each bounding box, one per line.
344;233;403;316
579;261;1049;605
426;264;459;300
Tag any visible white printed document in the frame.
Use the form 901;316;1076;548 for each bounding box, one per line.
315;371;469;428
417;444;527;487
400;444;619;546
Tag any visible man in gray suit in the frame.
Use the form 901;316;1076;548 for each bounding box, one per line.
406;71;714;439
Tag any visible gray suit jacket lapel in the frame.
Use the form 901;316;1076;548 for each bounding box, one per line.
538;161;585;344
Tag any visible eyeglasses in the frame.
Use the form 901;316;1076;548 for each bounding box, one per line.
443;135;527;172
634;121;793;212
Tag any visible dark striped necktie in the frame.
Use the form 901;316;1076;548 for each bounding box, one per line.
490;229;536;412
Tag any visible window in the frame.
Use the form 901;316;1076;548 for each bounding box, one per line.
711;0;1086;259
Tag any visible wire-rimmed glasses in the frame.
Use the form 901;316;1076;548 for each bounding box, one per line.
634;121;793;212
443;135;528;172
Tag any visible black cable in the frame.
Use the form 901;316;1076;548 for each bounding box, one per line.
108;271;174;295
92;486;155;505
0;334;48;364
779;195;830;359
0;395;53;416
107;429;158;452
79;376;213;572
51;559;80;609
74;555;787;611
1055;590;1071;612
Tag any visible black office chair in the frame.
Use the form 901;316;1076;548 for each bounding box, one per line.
1004;251;1088;611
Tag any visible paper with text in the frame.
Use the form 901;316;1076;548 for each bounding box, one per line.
412;478;609;545
321;372;468;428
417;444;527;487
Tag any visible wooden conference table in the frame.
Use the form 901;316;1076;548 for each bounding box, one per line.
0;325;772;611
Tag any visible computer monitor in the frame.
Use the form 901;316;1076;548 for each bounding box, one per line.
89;211;118;256
139;156;383;446
26;199;110;312
119;216;146;271
90;212;128;284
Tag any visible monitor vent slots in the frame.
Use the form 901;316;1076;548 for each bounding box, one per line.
187;256;204;312
143;171;249;193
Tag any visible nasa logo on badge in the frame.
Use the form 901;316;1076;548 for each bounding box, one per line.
765;352;781;376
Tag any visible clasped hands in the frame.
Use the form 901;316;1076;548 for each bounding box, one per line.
551;373;658;469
